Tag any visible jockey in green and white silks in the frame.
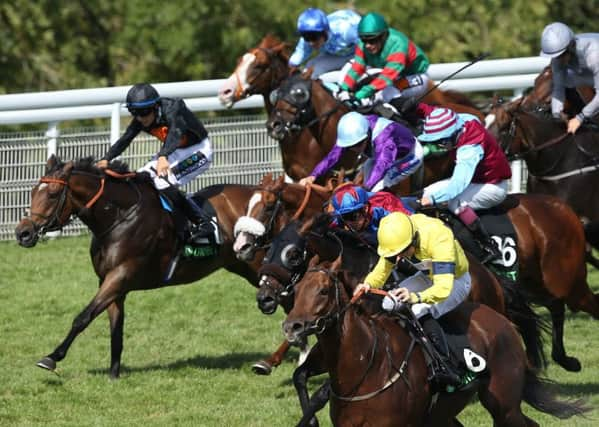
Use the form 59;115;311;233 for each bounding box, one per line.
540;22;599;134
338;12;430;106
289;8;361;79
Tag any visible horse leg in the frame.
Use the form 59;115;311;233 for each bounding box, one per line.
106;296;126;379
252;340;290;375
546;299;581;372
293;343;327;427
36;273;125;373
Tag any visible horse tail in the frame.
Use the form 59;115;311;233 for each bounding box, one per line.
523;369;589;419
500;276;550;370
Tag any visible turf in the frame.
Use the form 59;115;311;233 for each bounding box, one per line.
1;235;598;426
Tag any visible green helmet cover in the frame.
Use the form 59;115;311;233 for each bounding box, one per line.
358;13;389;37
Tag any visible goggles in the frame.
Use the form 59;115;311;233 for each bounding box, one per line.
128;106;155;117
301;31;325;42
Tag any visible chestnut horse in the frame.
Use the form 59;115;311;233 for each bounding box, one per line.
15;156;266;378
283;256;586;427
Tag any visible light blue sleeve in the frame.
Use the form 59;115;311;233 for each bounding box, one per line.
428;145;484;203
289;38;313;67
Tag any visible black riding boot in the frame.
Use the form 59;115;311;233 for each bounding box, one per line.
420;315;462;389
159;187;214;245
469;218;501;264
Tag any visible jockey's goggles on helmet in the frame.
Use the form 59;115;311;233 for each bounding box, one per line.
340;209;364;222
301;31;325;42
360;34;384;44
128;106;155;117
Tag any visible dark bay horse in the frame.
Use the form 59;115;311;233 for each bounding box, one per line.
487;99;599;253
14;156;266;378
283;256;586;427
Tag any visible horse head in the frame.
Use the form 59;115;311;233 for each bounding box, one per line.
283;255;357;344
233;173;330;261
218;35;291;108
266;69;347;141
15;156;79;247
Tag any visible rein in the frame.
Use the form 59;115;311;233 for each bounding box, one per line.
307;272;415;402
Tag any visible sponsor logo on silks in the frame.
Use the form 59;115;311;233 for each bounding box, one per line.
172;153;208;178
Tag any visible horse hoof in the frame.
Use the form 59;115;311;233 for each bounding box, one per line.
36;356;57;372
555;355;582;372
251;361;273;376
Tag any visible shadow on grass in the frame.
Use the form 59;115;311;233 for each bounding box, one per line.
88;351;271;376
554;381;599;395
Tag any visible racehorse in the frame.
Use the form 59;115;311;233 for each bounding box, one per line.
14;156;266;378
236;170;595;372
219;35;484;182
283;256;587;427
487;98;599;256
254;215;546;389
265;70;481;187
218;35;329;181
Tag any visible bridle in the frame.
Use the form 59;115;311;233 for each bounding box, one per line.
233;47;284;101
27;169;139;240
271;79;343;138
302;267;416;402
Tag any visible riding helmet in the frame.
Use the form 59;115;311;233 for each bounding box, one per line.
377;212;415;257
418;107;464;142
126;83;161;109
357;12;388;38
297;8;329;33
331;184;372;215
336;112;370;147
540;22;574;58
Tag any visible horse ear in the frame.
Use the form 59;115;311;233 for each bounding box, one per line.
46;155;58;174
260;173;273;186
274;174;285;190
298;216;316;236
308;254;320;269
302;67;314;80
331;255;342;272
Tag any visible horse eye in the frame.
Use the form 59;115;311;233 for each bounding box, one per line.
319;287;329;296
281;244;303;269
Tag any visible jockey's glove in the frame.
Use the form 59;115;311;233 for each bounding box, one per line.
336;90;352;102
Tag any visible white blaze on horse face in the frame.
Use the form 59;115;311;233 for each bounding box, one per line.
484;113;496;129
217;52;257;107
246;192;263;217
38;183;49;191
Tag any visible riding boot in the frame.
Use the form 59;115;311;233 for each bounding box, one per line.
457;206;501;264
159;187;214;245
469;219;501;264
420;315;462;389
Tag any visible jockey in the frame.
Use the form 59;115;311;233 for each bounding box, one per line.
299;111;422;192
417;104;511;263
540;22;599;134
355;211;470;389
289;8;361;79
329;183;411;235
97;83;214;245
337;12;430;109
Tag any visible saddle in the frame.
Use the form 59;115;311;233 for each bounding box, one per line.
421;196;519;281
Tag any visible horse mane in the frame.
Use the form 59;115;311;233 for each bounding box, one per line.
258;34;291;60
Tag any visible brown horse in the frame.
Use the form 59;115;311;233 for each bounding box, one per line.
518;65;591;116
283;256;586;427
487;98;599;252
14;156;266;378
237;169;595;372
219;35;484;182
265;70;483;185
